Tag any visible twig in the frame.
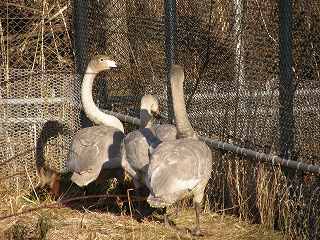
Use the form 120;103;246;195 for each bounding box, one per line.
25;165;39;203
185;0;215;110
253;0;277;44
0;19;5;68
41;0;46;71
127;188;134;219
31;25;40;71
5;0;9;82
46;2;60;64
56;1;72;47
47;4;68;22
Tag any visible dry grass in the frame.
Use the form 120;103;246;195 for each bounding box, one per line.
0;0;73;71
0;169;284;240
1;149;319;240
207;151;320;240
0;198;283;240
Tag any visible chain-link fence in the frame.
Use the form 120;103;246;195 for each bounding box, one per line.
0;0;78;190
73;0;320;163
72;0;320;238
1;0;320;238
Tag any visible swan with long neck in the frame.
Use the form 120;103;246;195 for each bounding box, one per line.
121;95;179;212
67;55;126;187
170;65;195;138
145;65;212;235
81;56;124;132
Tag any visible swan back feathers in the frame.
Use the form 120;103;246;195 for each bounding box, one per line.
147;138;212;201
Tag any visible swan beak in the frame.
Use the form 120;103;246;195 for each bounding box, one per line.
106;60;117;68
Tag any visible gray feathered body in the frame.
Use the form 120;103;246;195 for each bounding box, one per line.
123;128;153;180
154;124;177;142
146;138;212;207
123;127;161;182
123;124;176;184
67;125;125;186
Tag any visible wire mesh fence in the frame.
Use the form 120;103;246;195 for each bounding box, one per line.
73;0;320;162
0;0;78;189
1;0;320;239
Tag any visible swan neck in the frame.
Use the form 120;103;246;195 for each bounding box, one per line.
171;71;195;138
140;110;153;129
81;66;124;132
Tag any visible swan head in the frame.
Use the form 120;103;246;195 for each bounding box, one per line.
87;55;117;73
140;94;160;116
140;95;160;128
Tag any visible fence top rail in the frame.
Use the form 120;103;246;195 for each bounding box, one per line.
104;110;320;175
1;103;318;174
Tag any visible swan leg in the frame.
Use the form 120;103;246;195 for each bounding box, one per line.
135;187;146;215
191;184;206;236
132;179;153;217
189;202;205;236
132;179;143;213
162;207;179;229
163;207;170;227
174;204;180;218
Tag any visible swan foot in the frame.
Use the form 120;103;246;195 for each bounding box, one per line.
190;227;204;237
151;207;176;227
174;203;180;218
133;186;154;218
164;212;170;227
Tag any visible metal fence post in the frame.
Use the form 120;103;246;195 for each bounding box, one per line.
73;0;91;127
73;0;89;76
278;0;295;174
164;0;177;123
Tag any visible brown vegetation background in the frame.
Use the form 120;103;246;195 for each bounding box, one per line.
0;1;319;239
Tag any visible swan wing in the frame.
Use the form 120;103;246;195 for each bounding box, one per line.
67;125;124;186
124;130;149;172
147;138;212;198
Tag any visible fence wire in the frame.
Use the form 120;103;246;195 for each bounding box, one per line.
73;1;320;238
74;0;320;164
1;0;320;239
0;0;78;187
